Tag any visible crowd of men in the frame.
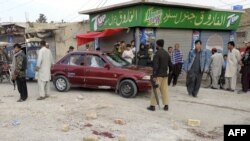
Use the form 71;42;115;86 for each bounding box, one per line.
147;39;250;111
64;39;249;111
112;40;154;66
0;39;249;113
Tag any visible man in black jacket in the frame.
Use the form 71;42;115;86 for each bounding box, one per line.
147;39;173;111
11;43;28;102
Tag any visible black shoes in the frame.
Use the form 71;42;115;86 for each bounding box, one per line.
17;99;24;102
164;105;168;111
211;87;218;89
147;106;155;111
193;95;197;98
226;88;235;92
147;105;169;111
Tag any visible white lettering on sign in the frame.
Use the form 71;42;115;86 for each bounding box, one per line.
145;8;163;26
228;129;247;136
92;14;106;31
226;14;239;28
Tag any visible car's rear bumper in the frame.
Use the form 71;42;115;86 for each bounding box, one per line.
136;80;152;91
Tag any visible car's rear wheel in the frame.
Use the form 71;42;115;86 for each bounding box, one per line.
53;75;70;92
119;79;137;98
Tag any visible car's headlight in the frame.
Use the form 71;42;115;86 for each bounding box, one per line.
142;75;151;80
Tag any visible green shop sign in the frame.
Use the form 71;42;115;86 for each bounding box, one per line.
90;6;140;31
90;5;242;31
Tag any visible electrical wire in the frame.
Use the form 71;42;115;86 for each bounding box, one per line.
65;0;103;21
99;0;108;8
96;0;105;8
0;0;35;13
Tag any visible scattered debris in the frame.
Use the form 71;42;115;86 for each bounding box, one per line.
188;119;200;127
77;95;84;100
207;127;223;138
92;130;115;138
96;104;114;109
84;123;93;127
187;128;218;139
2;123;9;127
61;124;70;132
172;122;180;130
118;134;126;141
11;120;21;127
86;112;97;120
114;119;126;125
83;135;99;141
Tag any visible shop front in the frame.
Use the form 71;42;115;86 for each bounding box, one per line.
78;1;243;60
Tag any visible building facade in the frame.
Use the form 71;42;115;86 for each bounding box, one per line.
236;8;250;48
79;0;243;61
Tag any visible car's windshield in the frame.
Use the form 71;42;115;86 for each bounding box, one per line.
105;54;130;67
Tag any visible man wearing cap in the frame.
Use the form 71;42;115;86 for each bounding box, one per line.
186;40;209;97
209;48;224;89
147;39;172;111
67;46;74;53
11;43;28;102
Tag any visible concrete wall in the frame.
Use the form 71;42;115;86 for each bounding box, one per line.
54;21;89;60
236;8;250;48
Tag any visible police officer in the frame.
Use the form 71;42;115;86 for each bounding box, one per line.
147;39;172;111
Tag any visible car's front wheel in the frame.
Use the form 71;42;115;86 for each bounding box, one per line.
119;79;137;98
53;75;70;92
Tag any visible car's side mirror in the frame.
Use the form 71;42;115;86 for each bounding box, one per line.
104;64;110;70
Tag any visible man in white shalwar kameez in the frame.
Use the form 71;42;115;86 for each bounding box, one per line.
122;45;134;64
225;41;241;92
209;48;224;89
36;40;54;100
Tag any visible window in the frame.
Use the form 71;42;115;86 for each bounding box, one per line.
61;54;84;66
87;55;105;68
106;54;130;67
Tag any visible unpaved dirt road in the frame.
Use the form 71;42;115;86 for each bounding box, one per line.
0;81;250;141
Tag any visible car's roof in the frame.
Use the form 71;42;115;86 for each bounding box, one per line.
68;51;112;55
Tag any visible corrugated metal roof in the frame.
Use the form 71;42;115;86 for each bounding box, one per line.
0;22;27;28
79;0;242;15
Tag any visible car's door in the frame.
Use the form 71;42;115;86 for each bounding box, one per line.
65;53;86;86
84;54;117;89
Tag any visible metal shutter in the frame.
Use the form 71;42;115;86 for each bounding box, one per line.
156;29;193;60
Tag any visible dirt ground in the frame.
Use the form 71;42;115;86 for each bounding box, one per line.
0;81;250;141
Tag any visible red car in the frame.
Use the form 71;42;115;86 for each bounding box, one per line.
51;51;152;98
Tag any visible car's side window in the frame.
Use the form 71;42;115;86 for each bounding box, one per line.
87;55;105;68
69;54;85;66
60;57;69;65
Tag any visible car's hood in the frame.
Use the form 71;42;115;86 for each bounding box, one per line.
122;65;152;75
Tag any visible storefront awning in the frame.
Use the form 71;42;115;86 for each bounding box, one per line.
76;28;127;46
